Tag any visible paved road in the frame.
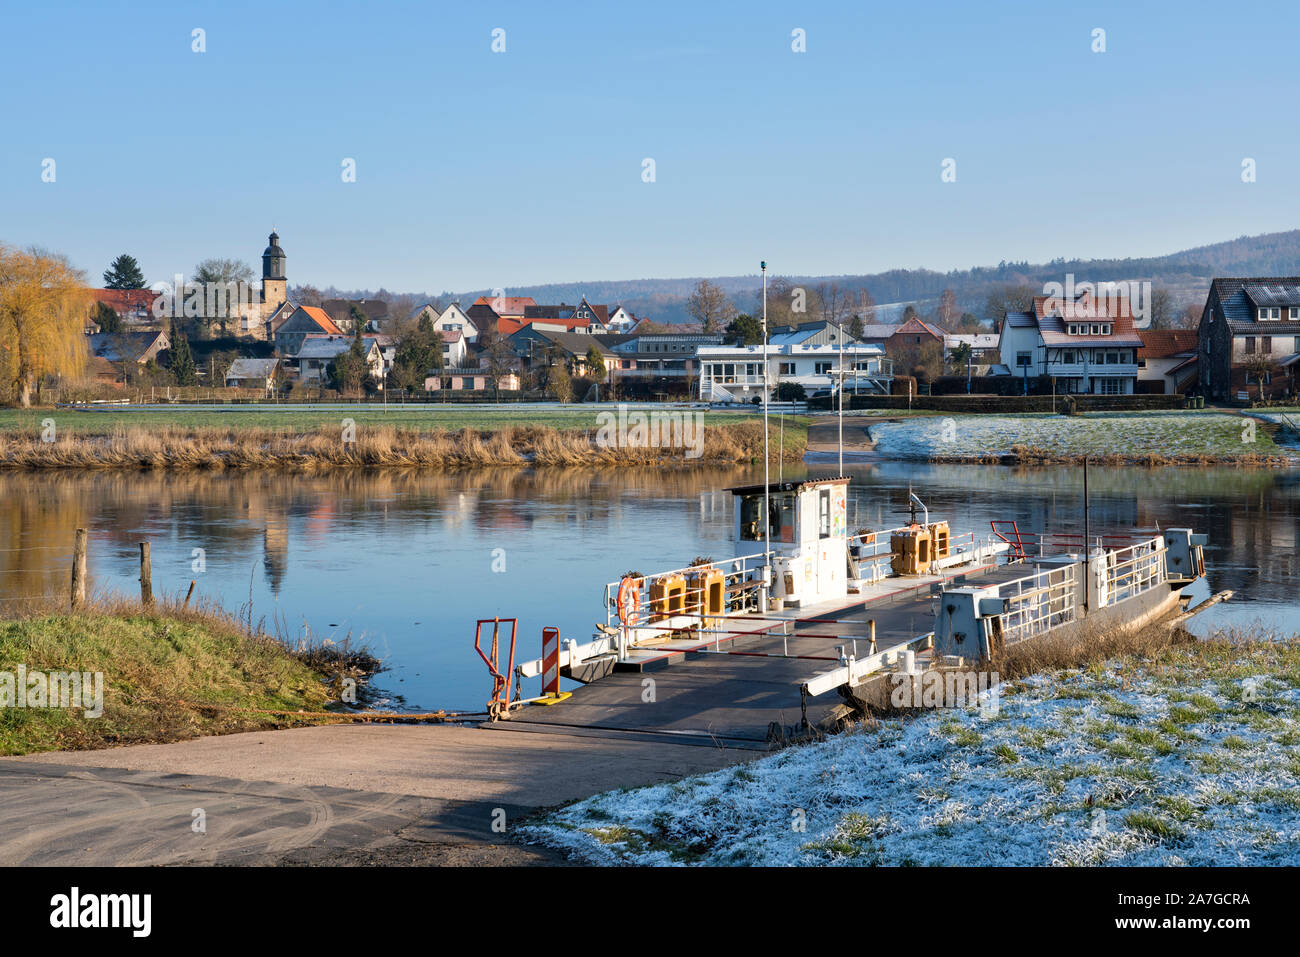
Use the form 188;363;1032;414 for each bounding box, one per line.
0;724;749;866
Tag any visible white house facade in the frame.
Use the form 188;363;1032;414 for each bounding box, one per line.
997;294;1142;395
697;343;892;402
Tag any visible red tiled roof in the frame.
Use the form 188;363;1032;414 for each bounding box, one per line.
440;329;463;343
1137;330;1197;359
1032;293;1144;347
300;306;344;336
92;288;156;313
889;317;944;339
471;296;536;316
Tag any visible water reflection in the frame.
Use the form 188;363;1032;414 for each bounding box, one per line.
0;463;1296;709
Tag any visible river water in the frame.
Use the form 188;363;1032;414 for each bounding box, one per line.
1;463;1296;711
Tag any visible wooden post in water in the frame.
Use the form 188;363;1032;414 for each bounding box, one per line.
139;542;154;607
70;528;87;609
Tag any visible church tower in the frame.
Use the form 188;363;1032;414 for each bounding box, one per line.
260;230;288;319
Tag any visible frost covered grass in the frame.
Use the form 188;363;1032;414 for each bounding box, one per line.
868;412;1289;464
521;633;1300;866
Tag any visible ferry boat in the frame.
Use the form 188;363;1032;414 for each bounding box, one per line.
508;476;1210;746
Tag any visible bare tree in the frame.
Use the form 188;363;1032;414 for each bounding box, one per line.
937;289;960;329
816;282;850;329
687;279;737;334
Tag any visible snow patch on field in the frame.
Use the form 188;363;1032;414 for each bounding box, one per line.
868;413;1270;459
521;651;1300;866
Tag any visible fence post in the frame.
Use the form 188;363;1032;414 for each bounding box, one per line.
139;542;154;607
70;528;87;609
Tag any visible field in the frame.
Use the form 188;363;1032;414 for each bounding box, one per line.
521;632;1300;866
868;411;1293;464
0;405;749;436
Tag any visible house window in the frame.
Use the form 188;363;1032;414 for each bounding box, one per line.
1259;307;1281;321
815;361;832;374
1291;307;1300;321
1102;324;1112;334
1090;324;1099;335
1067;324;1077;336
1016;352;1031;367
1105;351;1118;364
1098;378;1124;395
779;362;795;375
1261;336;1272;354
818;489;831;539
1294;336;1300;353
1062;350;1075;364
1245;336;1256;354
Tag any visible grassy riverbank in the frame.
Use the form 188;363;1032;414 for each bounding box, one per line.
522;628;1300;865
868;411;1294;465
0;598;362;755
0;420;807;470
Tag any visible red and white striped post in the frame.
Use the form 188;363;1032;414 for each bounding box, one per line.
541;626;562;697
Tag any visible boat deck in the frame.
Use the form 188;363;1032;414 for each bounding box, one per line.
491;558;1027;750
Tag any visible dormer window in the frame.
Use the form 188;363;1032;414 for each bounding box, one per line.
1090;324;1099;335
1290;307;1299;321
1102;324;1111;335
1259;307;1281;321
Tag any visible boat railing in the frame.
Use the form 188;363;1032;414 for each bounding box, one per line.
989;563;1081;647
1033;529;1166;559
603;550;771;630
1103;537;1167;605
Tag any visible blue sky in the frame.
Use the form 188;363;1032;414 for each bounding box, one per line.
2;0;1297;293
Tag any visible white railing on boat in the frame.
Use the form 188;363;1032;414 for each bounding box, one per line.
994;563;1079;647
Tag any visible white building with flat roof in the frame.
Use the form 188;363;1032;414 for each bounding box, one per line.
697;342;892;402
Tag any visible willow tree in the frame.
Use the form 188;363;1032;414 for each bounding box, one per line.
0;245;90;406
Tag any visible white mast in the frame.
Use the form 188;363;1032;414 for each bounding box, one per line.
761;261;771;607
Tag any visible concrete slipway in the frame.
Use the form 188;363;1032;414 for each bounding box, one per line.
0;555;1032;866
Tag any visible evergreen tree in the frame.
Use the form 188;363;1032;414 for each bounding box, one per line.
93;301;122;333
167;320;197;385
103;254;147;289
585;344;607;379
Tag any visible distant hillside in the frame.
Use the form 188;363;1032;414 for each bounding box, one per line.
345;228;1300;326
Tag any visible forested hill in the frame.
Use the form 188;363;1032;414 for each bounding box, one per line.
335;229;1300;325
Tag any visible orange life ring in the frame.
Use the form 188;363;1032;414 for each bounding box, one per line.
617;576;641;626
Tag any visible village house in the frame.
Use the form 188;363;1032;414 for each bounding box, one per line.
885;316;945;351
769;319;867;348
224;357;281;392
86;329;171;384
323;298;387;334
466;295;537;337
606;332;724;379
89;288;156;327
273;305;345;356
1136;330;1198;395
696;341;892;402
291;334;384;385
440;328;468;367
1197;278;1300;400
425;366;521;392
995;292;1142;394
943;333;1000;367
411;302;480;344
